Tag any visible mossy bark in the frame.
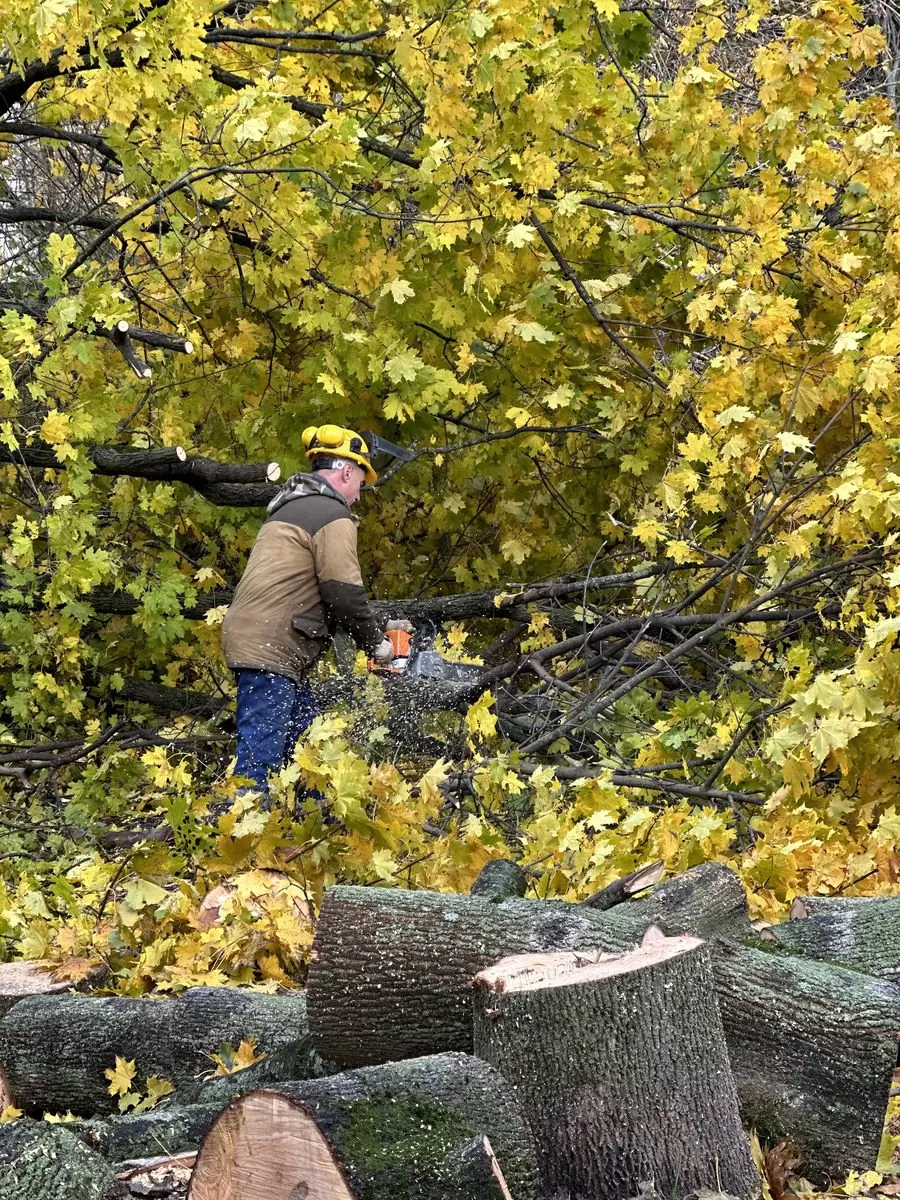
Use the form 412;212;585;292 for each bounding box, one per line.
772;897;900;981
71;1103;222;1164
308;883;900;1180
173;1033;326;1107
470;860;527;901
191;1051;540;1200
0;986;309;1116
307;885;646;1066
0;1119;121;1199
714;940;900;1180
626;861;756;940
473;942;759;1200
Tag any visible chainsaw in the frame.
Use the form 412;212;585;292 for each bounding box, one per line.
368;620;483;684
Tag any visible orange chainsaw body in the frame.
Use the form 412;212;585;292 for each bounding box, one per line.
368;627;412;674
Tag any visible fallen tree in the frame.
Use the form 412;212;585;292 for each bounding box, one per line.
187;1052;540;1200
0;986;311;1116
307;874;900;1179
771;896;900;980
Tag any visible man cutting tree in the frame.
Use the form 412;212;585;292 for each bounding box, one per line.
221;424;394;796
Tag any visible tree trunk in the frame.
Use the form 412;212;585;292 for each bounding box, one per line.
308;884;900;1179
72;1104;223;1164
188;1052;540;1200
0;987;310;1116
470;860;528;901
714;940;900;1180
0;1119;121;1199
306;885;646;1066
116;1152;195;1200
772;897;900;980
626;861;756;940
0;961;85;1020
173;1033;326;1107
473;935;759;1200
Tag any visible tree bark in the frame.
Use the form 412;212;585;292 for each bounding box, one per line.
713;940;900;1180
72;1104;222;1164
188;1052;540;1200
0;986;310;1116
306;885;646;1066
0;1119;121;1199
626;860;756;940
772;897;900;980
473;937;759;1200
470;860;528;901
173;1033;326;1107
308;884;900;1179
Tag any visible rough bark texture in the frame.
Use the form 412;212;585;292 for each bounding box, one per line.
772;897;900;980
473;941;759;1200
72;1104;222;1164
470;860;528;901
174;1033;326;1107
0;986;309;1116
714;940;900;1179
308;883;900;1179
307;885;647;1066
0;1119;121;1199
439;1136;514;1199
626;861;756;940
189;1052;540;1200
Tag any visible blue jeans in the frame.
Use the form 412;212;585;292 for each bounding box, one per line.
233;670;318;791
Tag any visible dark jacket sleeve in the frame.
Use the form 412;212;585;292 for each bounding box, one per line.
313;518;383;654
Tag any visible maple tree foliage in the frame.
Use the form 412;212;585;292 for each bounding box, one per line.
0;0;899;992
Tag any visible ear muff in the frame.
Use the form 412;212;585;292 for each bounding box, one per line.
317;424;345;449
301;426;318;449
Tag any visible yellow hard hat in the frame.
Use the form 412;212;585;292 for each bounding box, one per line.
301;424;377;485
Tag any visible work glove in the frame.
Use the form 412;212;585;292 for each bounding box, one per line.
373;637;395;664
385;619;414;633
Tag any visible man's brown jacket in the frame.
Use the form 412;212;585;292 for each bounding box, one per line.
222;474;383;684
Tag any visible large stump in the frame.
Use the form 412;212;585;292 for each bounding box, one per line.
772;896;900;980
0;986;310;1116
473;935;759;1200
308;883;900;1179
0;1119;121;1199
188;1051;539;1200
307;885;645;1066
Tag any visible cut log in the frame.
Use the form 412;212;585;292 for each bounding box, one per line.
473;935;758;1200
188;1051;540;1200
308;883;900;1179
714;940;900;1179
307;885;646;1066
581;859;664;910
626;860;756;940
0;1118;121;1199
0;986;309;1116
72;1103;222;1164
174;1032;326;1107
470;859;528;901
0;960;102;1020
772;897;900;980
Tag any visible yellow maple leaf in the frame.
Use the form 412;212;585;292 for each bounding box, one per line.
105;1056;137;1098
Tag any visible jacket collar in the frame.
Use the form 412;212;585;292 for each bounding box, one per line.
266;471;352;518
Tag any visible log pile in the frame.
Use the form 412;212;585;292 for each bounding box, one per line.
0;864;895;1198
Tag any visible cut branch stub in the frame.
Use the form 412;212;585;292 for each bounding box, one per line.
473;936;759;1200
188;1052;540;1200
